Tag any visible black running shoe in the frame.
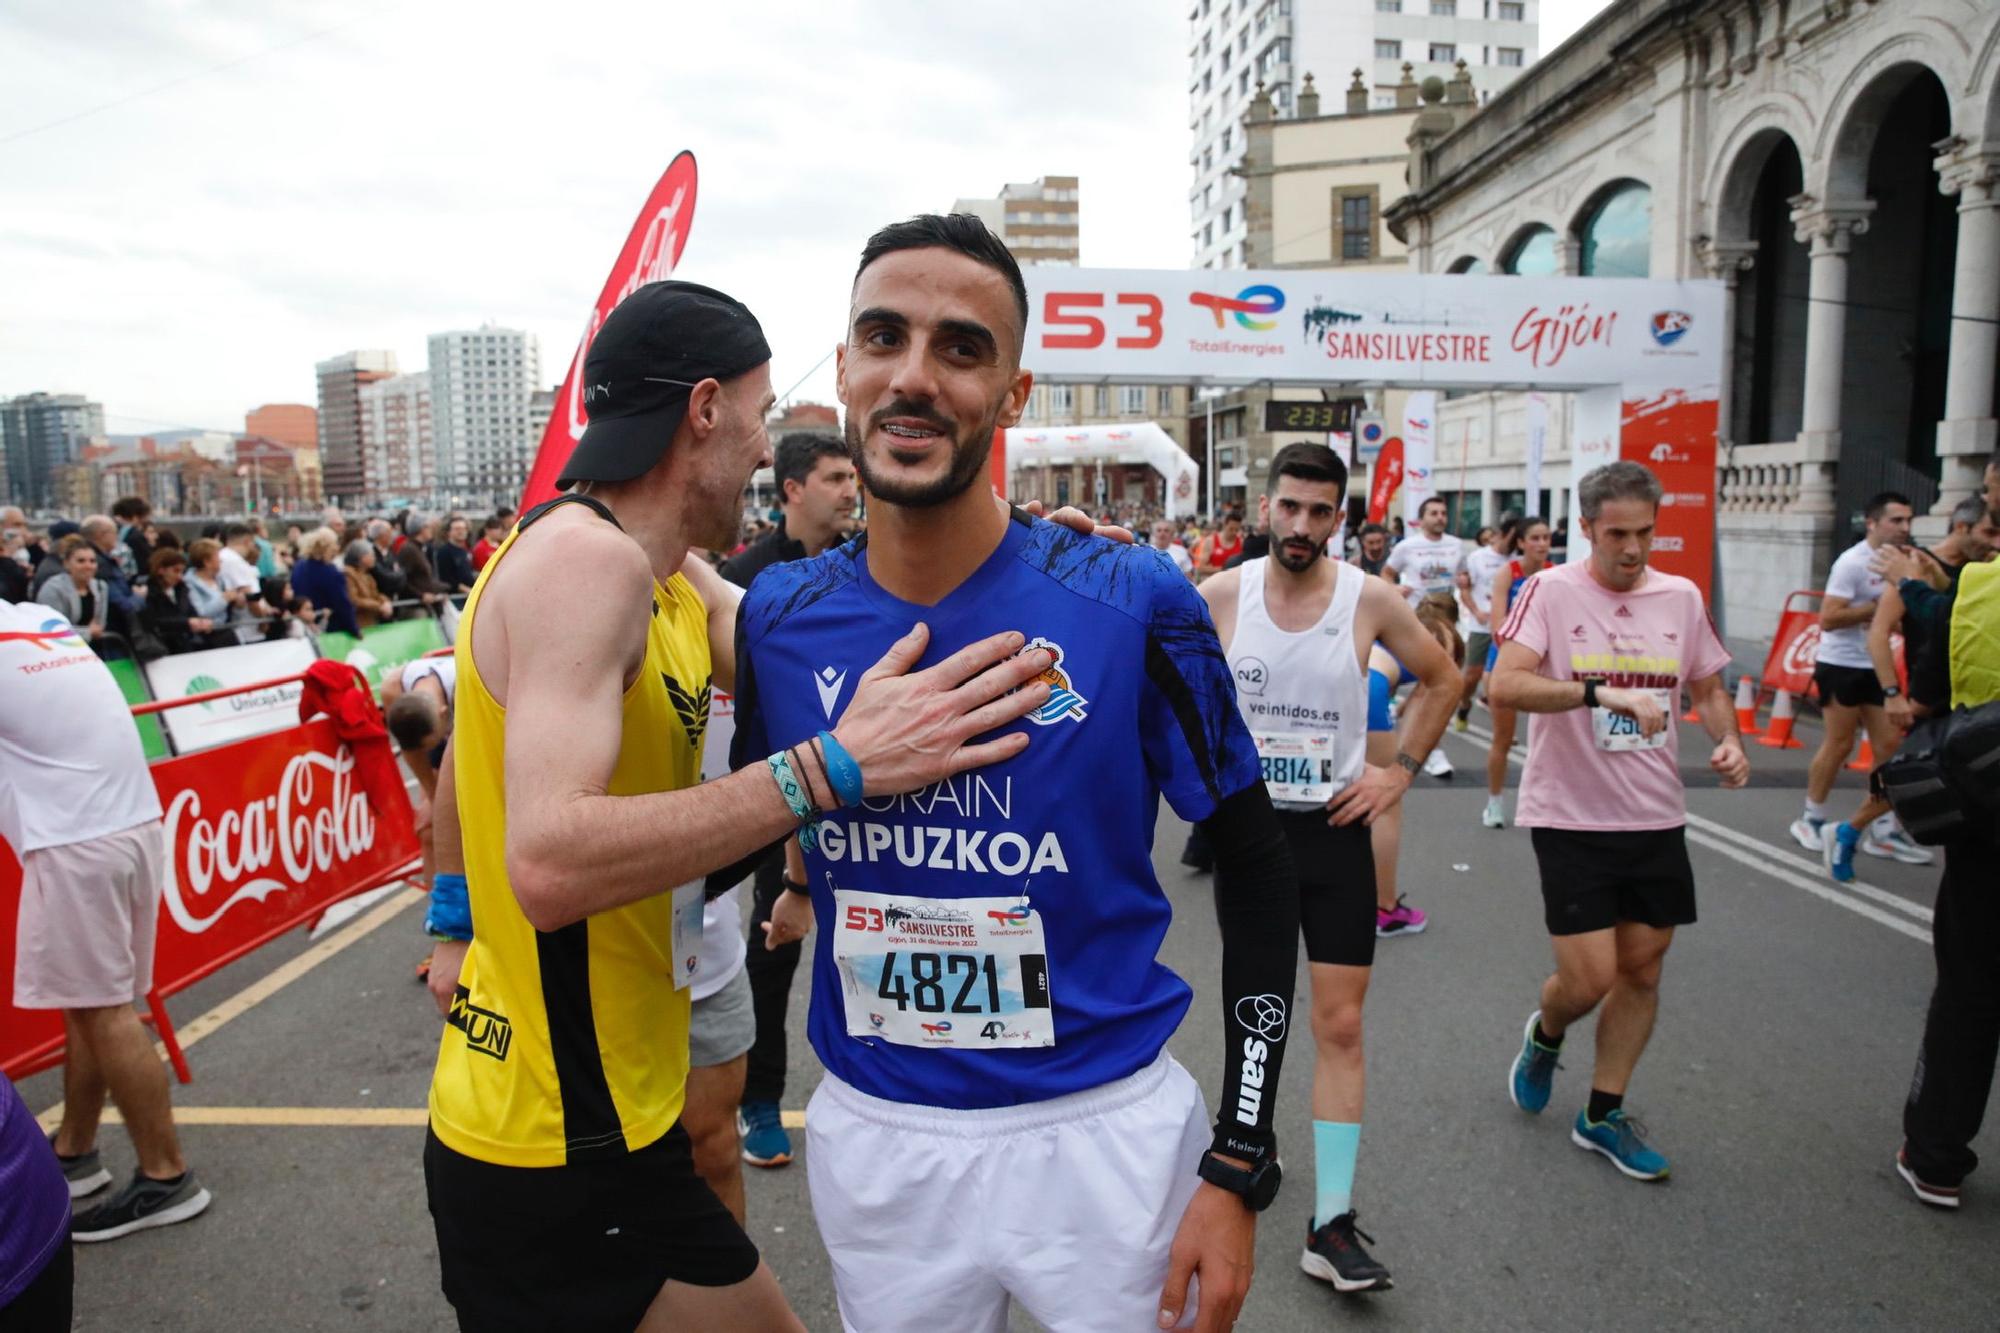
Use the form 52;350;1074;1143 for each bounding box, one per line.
1300;1211;1393;1292
71;1170;212;1243
48;1134;111;1198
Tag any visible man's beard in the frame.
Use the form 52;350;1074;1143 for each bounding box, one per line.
846;399;997;509
1273;538;1323;573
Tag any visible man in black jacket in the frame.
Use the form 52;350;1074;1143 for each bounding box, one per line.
718;431;857;1168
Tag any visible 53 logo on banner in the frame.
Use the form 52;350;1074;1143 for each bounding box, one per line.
1042;291;1164;350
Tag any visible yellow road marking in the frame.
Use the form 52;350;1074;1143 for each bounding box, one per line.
94;1106;430;1127
37;886;426;1133
81;1105;810;1130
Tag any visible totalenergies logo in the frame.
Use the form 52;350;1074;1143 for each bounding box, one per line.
1190;285;1285;332
0;617;88;651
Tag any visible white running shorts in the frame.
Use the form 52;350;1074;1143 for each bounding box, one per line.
806;1051;1209;1333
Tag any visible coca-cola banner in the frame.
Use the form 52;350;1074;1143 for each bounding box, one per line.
1;718;418;1079
520;151;698;510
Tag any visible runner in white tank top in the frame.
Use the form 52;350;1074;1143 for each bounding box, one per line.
1200;444;1459;1296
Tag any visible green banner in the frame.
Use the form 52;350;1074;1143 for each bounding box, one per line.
107;658;171;760
317;618;447;691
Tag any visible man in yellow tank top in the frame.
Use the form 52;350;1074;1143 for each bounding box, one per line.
422;280;1064;1332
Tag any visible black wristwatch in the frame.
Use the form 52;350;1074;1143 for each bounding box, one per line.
781;875;810;897
1582;679;1600;709
1197;1152;1283;1211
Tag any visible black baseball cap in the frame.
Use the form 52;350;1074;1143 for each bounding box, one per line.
556;280;772;489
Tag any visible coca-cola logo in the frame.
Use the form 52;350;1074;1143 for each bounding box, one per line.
161;748;377;935
1780;624;1821;677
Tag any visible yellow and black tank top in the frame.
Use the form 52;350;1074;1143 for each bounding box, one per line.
1950;560;2000;709
429;495;712;1167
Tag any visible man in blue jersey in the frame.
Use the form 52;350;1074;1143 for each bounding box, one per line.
733;214;1300;1333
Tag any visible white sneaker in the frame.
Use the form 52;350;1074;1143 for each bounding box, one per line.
1788;817;1827;853
1423;749;1454;779
1481;796;1506;829
1861;830;1934;865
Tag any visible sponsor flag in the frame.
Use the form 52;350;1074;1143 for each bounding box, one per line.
520;151;700;510
1400;391;1436;525
1367;436;1405;524
1524;392;1548;512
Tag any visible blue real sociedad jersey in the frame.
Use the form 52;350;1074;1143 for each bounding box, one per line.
732;510;1261;1110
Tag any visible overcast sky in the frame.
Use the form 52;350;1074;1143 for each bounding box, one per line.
0;0;1612;438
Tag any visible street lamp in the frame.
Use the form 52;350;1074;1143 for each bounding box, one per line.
1196;386;1228;520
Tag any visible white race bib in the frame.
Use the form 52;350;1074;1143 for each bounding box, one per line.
669;882;705;991
832;888;1054;1050
1592;689;1675;752
1253;731;1336;804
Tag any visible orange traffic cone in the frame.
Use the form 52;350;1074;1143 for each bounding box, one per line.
1758;689;1804;748
1846;737;1876;772
1735;676;1763;736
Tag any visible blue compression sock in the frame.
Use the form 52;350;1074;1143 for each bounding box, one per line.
1312;1120;1361;1227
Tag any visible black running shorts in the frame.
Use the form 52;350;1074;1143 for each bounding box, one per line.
1276;808;1378;967
1530;826;1697;937
424;1123;759;1332
1813;661;1886;709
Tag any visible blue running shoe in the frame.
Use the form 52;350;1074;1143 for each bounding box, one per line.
1571;1108;1669;1181
737;1101;793;1168
1824;821;1859;884
1509;1011;1560;1114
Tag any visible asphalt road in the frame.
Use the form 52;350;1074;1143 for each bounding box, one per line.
19;714;1998;1331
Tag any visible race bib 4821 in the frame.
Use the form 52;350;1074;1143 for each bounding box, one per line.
832;888;1055;1049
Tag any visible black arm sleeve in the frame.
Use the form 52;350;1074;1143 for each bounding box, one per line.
1201;780;1297;1166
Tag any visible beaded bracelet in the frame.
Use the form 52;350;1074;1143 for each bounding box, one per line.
766;749;823;852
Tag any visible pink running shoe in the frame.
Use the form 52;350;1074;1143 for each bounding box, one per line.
1376;897;1428;938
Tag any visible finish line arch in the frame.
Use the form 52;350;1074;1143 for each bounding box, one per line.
1000;268;1724;599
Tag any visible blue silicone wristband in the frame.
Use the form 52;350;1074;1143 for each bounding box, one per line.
426;872;473;941
815;731;864;808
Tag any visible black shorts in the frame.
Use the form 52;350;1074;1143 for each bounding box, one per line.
1814;661;1886;709
1531;826;1697;937
424;1124;759;1332
1277;809;1378;967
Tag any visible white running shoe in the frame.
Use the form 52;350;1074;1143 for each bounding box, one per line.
1481;796;1506;829
1787;817;1826;853
1861;830;1934;865
1423;749;1454;779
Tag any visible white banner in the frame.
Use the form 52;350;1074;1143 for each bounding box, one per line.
1568;386;1623;557
143;638;319;754
1401;391;1438;525
1022;269;1724;389
1006;422;1203;521
1524;392;1549;514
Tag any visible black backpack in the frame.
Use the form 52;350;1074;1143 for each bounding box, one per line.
1872;701;2000;845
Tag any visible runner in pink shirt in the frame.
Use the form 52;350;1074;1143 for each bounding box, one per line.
1489;461;1749;1182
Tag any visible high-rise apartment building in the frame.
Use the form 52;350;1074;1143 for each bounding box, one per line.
1188;0;1538;268
427;327;542;503
316;351;398;504
359;372;434;501
950;176;1081;266
1;392;105;510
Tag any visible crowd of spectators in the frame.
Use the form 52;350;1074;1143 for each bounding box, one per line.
0;497;516;661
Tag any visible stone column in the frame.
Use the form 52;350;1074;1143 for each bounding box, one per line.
1787;199;1873;517
1697;239;1758;450
1931;145;2000;518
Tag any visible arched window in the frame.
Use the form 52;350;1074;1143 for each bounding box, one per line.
1447;256;1487;274
1500;225;1558;276
1578;182;1652;277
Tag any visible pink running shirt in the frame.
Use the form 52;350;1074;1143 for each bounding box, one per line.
1498;559;1730;831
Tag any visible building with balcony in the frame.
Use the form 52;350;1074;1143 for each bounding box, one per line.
1381;0;2000;643
427;326;542;506
359;372;434;502
315;351;398;506
1189;0;1537;269
1;392;105;511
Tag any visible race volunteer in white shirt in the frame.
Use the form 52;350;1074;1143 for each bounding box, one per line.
1456;521;1514;728
1200;444;1458;1295
1789;492;1915;854
1383;496;1464;607
0;599;214;1238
